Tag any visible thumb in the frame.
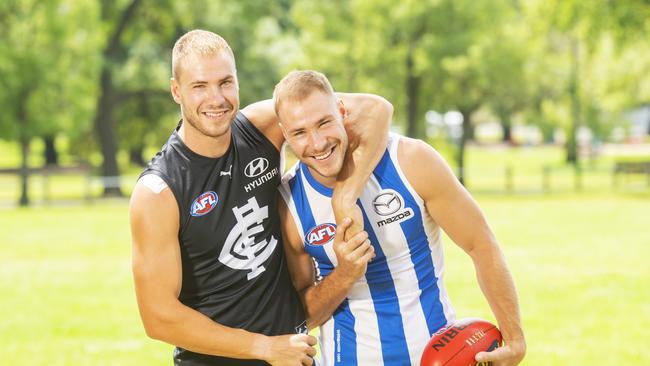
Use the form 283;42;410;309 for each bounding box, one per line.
335;217;352;241
475;347;508;363
306;335;317;346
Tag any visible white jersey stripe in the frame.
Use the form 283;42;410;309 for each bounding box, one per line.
360;209;412;365
279;134;455;365
386;135;456;325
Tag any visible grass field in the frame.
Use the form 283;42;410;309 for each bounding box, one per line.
1;193;648;365
1;141;649;364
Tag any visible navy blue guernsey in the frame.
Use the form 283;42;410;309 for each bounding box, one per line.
141;112;306;366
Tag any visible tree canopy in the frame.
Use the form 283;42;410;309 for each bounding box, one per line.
1;0;649;201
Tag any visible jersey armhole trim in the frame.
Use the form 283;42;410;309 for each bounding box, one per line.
139;174;168;194
237;111;281;153
139;170;184;230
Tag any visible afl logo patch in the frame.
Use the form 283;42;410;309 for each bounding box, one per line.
244;157;269;178
190;191;218;217
305;223;336;246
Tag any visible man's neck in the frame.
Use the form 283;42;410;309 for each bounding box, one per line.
307;166;337;189
178;122;231;158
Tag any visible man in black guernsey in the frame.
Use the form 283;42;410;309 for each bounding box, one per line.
129;30;391;365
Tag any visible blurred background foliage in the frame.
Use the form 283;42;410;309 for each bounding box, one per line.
2;2;649;365
1;0;649;202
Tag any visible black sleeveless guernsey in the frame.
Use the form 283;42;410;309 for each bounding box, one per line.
141;112;306;365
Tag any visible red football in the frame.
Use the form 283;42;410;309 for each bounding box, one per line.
420;318;502;366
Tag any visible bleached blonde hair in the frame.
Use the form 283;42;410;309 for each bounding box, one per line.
273;70;336;116
171;29;234;80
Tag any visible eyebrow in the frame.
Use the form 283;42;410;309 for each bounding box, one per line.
189;75;233;85
289;115;333;134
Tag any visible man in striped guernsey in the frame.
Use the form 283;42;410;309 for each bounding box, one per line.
274;71;526;366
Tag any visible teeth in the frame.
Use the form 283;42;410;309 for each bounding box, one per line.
204;111;225;118
314;148;333;160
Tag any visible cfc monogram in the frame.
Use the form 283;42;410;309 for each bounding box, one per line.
219;197;277;280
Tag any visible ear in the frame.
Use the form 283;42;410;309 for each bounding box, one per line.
337;98;348;120
170;78;181;105
278;122;289;141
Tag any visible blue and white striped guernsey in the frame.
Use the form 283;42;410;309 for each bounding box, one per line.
278;134;455;366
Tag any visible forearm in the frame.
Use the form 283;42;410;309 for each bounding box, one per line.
333;93;392;237
301;268;357;329
470;244;525;345
143;301;269;360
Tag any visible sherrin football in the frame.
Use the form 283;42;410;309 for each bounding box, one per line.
420;318;502;366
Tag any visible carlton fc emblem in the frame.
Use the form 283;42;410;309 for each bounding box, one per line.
190;191;218;216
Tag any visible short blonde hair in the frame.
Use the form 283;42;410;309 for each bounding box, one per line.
172;29;234;80
273;70;335;116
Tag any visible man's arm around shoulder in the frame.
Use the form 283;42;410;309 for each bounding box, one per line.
334;93;393;238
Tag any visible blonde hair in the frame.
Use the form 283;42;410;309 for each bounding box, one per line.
273;70;335;115
172;29;234;80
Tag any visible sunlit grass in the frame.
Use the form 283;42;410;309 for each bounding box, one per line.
1;139;649;364
444;194;649;365
1;194;648;365
0;204;172;366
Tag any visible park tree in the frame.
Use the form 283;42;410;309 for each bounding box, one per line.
0;1;97;205
93;0;146;196
525;0;650;164
289;0;516;185
478;6;530;144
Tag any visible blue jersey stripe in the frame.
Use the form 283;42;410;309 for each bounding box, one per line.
333;300;357;365
289;168;333;277
374;149;447;335
361;207;411;365
301;162;333;197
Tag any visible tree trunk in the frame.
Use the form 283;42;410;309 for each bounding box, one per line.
129;146;145;166
499;110;513;144
43;135;58;166
94;69;122;196
405;45;422;138
457;109;473;187
503;123;512;144
566;38;580;165
93;0;143;197
19;137;30;207
17;95;30;206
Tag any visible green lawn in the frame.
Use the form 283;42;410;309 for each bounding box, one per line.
1;140;649;364
1;193;648;365
444;193;650;365
0;203;171;365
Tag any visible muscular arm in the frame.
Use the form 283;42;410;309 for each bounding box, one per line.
242;94;393;238
278;197;373;330
398;138;526;365
333;93;393;239
130;181;315;364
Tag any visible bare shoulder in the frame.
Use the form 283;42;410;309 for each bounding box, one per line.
396;136;459;200
129;178;179;239
240;100;283;150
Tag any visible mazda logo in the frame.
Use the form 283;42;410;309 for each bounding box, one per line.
372;190;402;216
244;157;269;177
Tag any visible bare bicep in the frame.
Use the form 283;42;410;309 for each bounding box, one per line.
278;196;316;293
130;183;183;304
